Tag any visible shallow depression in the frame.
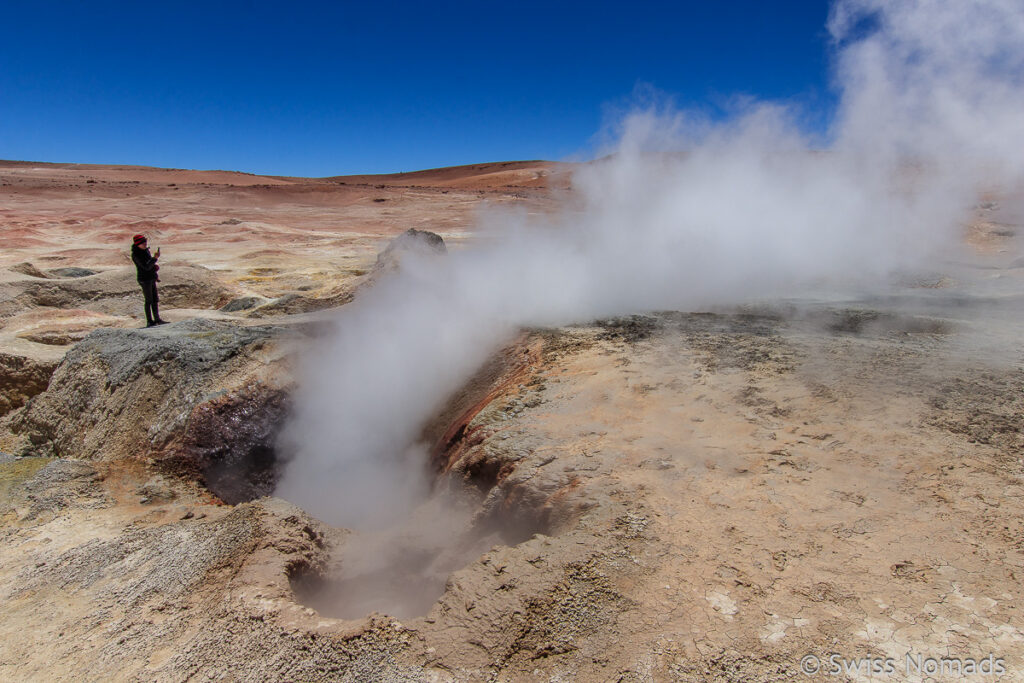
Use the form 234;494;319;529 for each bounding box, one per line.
287;490;549;620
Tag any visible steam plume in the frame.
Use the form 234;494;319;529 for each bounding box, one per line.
275;0;1024;530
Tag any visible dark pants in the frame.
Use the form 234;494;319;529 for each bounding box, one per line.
140;279;160;323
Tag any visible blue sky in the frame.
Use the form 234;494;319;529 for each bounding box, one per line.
0;1;833;176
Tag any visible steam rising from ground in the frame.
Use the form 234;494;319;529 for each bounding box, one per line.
276;0;1024;536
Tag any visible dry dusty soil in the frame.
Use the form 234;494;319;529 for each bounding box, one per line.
0;160;1023;681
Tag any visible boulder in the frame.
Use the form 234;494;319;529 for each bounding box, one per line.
371;228;447;278
349;229;448;297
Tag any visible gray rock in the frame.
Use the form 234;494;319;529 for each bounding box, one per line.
64;318;280;388
47;267;98;278
219;295;267;312
369;229;447;280
380;227;446;257
349;229;448;300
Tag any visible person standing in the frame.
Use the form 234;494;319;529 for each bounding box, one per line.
130;234;167;327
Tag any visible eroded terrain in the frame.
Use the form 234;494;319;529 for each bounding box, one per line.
1;161;1023;681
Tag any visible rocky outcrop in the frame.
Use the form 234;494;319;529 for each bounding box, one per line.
368;229;446;281
0;351;60;416
9;319;295;501
376;228;446;268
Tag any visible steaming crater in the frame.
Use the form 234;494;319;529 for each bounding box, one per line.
4;0;1024;667
285;334;563;619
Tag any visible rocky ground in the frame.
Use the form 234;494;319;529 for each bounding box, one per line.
1;160;1023;681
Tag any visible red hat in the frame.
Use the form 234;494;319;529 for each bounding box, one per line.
133;234;147;245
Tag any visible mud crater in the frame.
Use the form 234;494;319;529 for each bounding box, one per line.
285;338;560;620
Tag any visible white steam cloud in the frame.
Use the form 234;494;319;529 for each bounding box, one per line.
275;0;1024;530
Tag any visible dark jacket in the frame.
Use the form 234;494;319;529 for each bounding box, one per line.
131;245;159;282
